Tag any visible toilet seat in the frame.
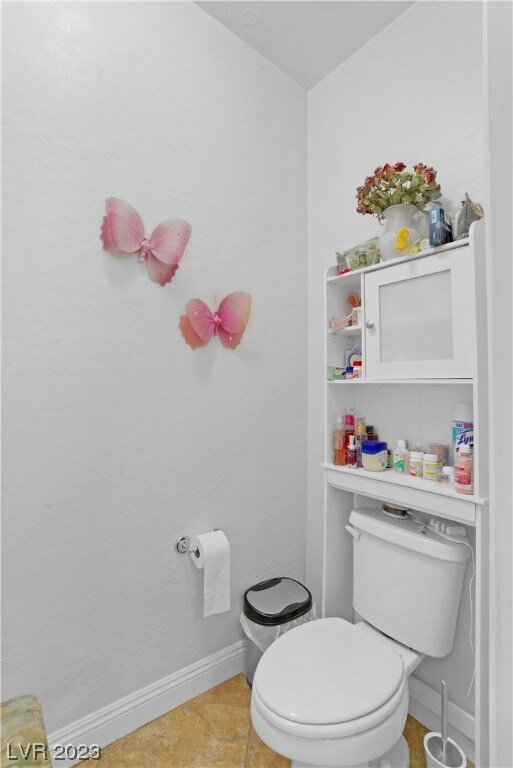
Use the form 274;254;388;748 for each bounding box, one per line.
251;618;410;767
253;617;405;729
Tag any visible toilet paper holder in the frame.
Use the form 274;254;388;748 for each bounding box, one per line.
176;529;219;558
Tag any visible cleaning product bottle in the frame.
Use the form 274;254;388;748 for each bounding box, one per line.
452;403;474;464
347;435;357;468
455;444;474;495
332;415;346;466
393;439;410;473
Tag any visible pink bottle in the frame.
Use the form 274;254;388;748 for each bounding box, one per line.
345;408;355;435
455;444;474;495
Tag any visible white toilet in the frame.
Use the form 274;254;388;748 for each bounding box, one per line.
251;508;470;768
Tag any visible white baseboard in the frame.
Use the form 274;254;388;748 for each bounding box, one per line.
47;640;246;768
409;675;476;764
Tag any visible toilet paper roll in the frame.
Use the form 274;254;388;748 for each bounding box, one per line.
190;530;231;617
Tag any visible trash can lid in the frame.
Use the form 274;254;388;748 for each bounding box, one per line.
243;577;312;626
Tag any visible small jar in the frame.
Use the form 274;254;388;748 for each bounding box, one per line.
423;453;442;482
440;466;455;486
362;440;388;472
409;451;424;478
353;361;362;379
429;443;449;466
346;366;354;380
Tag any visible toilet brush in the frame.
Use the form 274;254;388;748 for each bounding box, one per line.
423;682;466;768
442;681;448;764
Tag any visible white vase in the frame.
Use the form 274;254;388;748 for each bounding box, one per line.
379;203;421;261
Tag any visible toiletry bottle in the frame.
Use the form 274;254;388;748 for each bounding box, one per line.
356;414;366;434
452;403;474;464
455;444;474;495
409;451;424;478
429;442;449;467
423;454;442;482
332;415;346;466
393;439;410;473
440;466;455;486
355;415;366;468
347;435;357;468
345;408;355;435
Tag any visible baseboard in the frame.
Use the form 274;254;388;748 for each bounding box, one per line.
47;640;246;768
409;675;476;764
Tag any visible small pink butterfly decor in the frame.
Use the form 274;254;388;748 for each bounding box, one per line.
179;292;252;350
100;198;191;286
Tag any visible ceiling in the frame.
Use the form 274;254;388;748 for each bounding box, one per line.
196;1;414;90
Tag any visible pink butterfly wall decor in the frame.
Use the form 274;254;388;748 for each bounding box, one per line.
100;198;191;286
179;292;252;350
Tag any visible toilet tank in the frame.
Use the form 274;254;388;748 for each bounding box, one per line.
348;508;470;657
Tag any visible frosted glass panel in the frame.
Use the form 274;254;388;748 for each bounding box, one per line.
379;270;453;363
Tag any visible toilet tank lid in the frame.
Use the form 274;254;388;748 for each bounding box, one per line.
349;509;470;562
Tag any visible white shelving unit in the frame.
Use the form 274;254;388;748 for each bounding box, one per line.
321;463;485;524
321;221;488;765
326;237;470;283
327;378;473;386
328;325;362;335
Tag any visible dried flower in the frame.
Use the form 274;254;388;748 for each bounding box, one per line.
355;162;442;220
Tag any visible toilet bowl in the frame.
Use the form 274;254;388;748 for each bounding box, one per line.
251;617;421;768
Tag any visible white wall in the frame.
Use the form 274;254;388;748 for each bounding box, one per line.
307;0;484;716
1;2;307;732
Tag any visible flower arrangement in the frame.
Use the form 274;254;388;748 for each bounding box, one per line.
356;163;442;220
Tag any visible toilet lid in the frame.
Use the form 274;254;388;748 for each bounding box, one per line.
253;618;404;725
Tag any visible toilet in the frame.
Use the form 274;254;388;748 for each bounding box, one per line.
250;508;470;768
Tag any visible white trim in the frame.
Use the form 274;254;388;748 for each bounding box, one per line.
482;2;513;767
47;640;246;768
409;676;475;764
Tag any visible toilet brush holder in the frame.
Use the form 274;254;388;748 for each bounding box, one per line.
425;681;466;768
424;733;466;768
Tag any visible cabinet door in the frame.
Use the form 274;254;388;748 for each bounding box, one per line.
364;249;475;379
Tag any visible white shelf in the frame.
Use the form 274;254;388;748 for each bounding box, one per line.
326;378;473;386
328;325;362;335
322;463;485;525
326;237;470;284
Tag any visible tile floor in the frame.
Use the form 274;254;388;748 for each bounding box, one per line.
84;674;473;768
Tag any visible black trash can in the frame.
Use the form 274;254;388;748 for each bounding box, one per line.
239;577;315;687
